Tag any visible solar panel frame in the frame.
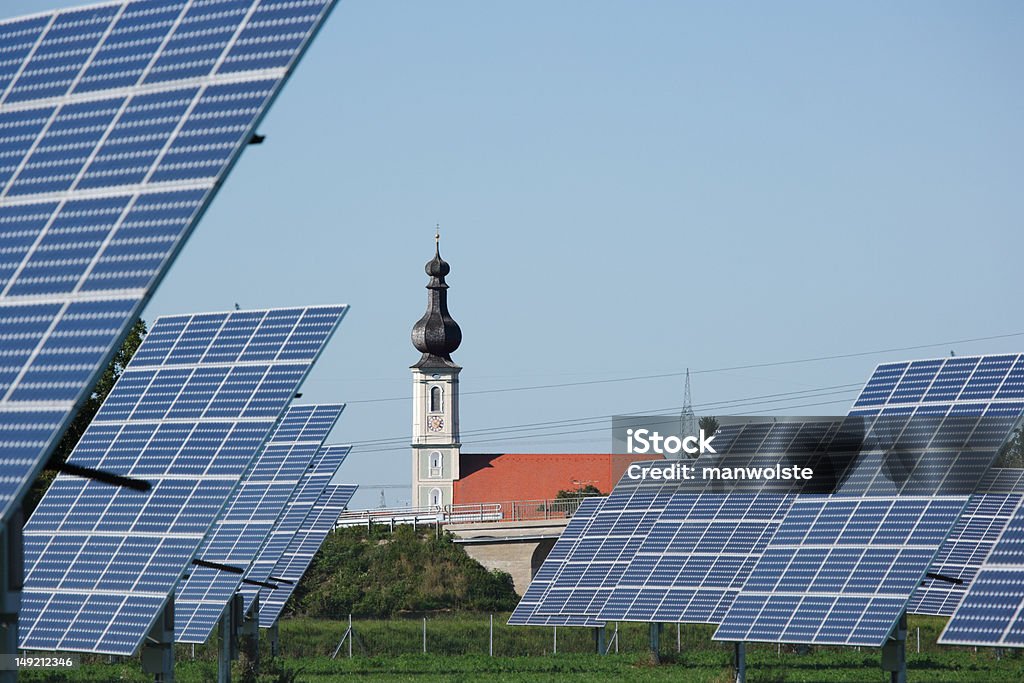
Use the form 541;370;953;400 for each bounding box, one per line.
240;443;350;613
0;0;341;526
256;483;358;628
174;402;344;644
19;305;346;655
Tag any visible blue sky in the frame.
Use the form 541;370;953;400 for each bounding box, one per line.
4;1;1023;508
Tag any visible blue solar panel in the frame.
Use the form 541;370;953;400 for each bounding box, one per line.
909;491;1023;616
19;306;346;655
241;443;350;613
257;484;358;627
714;495;966;646
516;419;854;628
508;497;605;627
941;486;1024;645
174;403;344;644
0;0;339;525
600;492;791;624
532;462;673;622
713;355;1024;647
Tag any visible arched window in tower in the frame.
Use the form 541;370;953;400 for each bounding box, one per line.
429;451;443;478
430;385;443;413
429;488;443;508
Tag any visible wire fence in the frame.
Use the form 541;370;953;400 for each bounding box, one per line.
164;613;1007;662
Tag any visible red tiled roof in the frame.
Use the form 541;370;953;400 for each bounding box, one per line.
453;452;661;503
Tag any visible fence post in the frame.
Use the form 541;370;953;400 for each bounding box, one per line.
916;627;920;654
489;614;494;656
423;617;427;654
348;614;353;658
553;626;557;655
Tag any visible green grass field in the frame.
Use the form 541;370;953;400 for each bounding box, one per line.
19;615;1024;682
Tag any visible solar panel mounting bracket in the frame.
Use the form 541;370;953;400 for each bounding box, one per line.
192;559;244;574
923;572;963;586
52;462;152;492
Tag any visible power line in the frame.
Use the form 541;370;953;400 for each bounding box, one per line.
350;395;857;455
342;331;1024;404
344;383;861;449
346;387;862;455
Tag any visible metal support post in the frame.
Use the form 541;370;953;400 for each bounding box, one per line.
0;511;23;683
239;594;259;677
217;612;231;683
648;622;661;663
734;642;746;683
140;597;174;683
881;612;907;683
594;626;606;655
266;620;280;658
330;615;353;660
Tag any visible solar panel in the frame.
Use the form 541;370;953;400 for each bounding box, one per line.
940;488;1024;646
174;403;344;644
599;419;873;626
600;491;791;625
713;355;1024;647
531;461;673;622
909;492;1023;616
241;443;350;614
0;0;339;525
19;306;346;655
257;484;358;627
508;497;605;627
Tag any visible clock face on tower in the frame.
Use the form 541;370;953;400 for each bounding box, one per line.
427;415;445;432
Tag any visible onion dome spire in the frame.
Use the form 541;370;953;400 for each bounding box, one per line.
411;228;462;368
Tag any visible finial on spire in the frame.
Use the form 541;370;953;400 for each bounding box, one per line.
412;232;461;368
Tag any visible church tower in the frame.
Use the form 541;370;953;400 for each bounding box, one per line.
410;232;462;509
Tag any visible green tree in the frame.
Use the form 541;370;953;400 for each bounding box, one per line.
996;427;1024;468
555;484;603;499
699;415;720;434
22;319;147;516
291;526;519;618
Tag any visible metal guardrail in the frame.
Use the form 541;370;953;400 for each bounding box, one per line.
334;496;591;529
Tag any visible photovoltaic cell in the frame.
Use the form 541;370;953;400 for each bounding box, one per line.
508;497;605;627
19;306;346;655
240;443;350;613
0;0;339;525
174;403;344;644
714;355;1024;647
257;484;358;628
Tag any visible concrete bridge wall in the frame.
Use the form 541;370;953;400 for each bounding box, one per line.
447;519;567;594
